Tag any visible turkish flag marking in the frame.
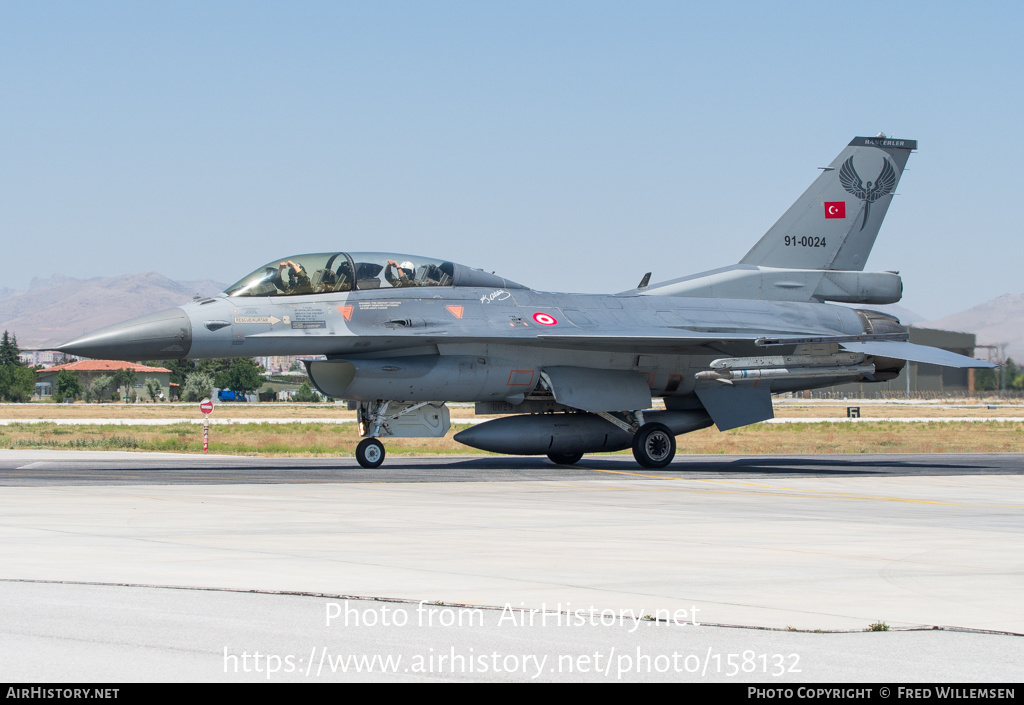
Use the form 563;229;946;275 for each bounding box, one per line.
446;305;464;319
824;201;846;219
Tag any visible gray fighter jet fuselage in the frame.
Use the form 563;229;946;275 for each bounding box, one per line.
55;136;993;468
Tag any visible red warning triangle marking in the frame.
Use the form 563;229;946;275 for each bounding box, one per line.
446;305;464;319
338;305;353;321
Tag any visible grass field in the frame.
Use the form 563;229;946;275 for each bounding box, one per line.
3;399;1024;420
2;402;1023;457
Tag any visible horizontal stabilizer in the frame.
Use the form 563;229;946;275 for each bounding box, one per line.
837;341;996;368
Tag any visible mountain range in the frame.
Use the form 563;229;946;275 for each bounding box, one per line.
919;294;1024;363
0;273;225;350
1;273;1020;362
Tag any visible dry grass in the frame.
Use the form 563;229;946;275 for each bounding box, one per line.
0;402;359;420
675;421;1024;455
2;419;1022;457
771;401;1024;419
4;398;1024;420
0;421;487;457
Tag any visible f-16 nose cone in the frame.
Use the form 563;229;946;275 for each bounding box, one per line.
55;307;193;361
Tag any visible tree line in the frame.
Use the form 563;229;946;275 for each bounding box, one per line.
0;331;35;401
151;358;265;402
0;330;268;402
973;358;1024;392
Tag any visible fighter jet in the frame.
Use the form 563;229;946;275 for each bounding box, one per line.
55;135;993;468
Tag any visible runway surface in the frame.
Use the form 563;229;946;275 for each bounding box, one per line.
3;449;1023;485
3;415;1022;425
2;449;1022;682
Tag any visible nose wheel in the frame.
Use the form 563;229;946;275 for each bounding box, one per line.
355;438;385;469
631;423;675;469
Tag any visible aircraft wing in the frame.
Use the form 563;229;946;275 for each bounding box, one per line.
247;323;994;369
246;328;775;355
537;331;995;368
534;331;770;351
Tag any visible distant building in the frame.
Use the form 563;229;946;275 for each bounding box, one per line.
821;327;980;398
36;360;173;401
19;350;63;367
255;355;299;374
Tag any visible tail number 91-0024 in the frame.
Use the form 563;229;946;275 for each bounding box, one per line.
784;236;826;248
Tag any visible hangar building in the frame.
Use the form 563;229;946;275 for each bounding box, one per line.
823;327;980;398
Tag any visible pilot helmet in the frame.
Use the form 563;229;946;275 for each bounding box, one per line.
400;261;416;277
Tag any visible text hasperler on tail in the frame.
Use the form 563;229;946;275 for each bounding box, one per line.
51;134;993;469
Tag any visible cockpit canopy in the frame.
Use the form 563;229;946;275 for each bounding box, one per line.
224;252;525;298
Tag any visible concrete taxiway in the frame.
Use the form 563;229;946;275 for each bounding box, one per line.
1;449;1022;682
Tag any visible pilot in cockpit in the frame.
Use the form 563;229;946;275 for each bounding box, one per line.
385;260;417;287
275;260;312;294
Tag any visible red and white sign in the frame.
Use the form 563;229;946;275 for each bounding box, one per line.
200;399;214;415
532;312;558;326
824;201;846;219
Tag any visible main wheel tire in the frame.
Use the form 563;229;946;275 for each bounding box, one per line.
547;451;584;465
355;438;385;469
631;422;676;469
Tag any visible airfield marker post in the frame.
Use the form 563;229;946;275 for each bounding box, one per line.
200;398;214;453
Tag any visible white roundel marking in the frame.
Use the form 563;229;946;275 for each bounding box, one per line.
533;312;558;326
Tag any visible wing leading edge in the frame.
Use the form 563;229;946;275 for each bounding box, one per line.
538;332;993;368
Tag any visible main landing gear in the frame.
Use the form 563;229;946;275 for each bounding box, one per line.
630;422;676;469
544;421;677;468
541;412;679;469
591;411;678;469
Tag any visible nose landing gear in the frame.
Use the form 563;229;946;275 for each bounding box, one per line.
351;400;451;469
355;438;385;469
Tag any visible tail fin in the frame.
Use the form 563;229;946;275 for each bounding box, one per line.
740;136;917;271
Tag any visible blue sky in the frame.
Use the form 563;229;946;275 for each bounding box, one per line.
2;1;1021;319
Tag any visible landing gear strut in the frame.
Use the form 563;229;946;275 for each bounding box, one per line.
351;400;451;469
631;422;676;469
355;438;385;469
593;411;678;469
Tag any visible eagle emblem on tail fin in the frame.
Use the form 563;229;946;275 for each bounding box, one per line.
839;156;897;231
